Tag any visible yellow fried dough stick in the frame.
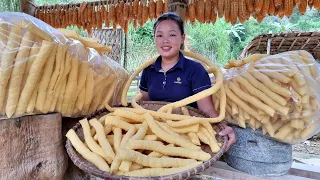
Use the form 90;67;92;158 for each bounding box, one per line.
181;106;190;115
274;122;292;140
50;51;72;113
241;72;287;106
254;65;292;83
105;115;135;131
188;132;201;146
82;68;95;114
248;67;291;97
116;162;202;177
15;40;53;116
0;22;9;47
35;44;57;113
235;76;289;115
144;112;200;150
80;119;112;162
5;32;35;117
113;127;122;154
131;92;145;109
258;58;296;77
156;121;191;142
117;148;197;168
0;26;23;113
119;122;148;172
158;66;223;112
61;55;79;115
114;108;144;122
44;45;67;112
299;50;319;80
67;61;88;115
89;119;115;163
225;83;263;120
127;140;211;161
66;129;110;172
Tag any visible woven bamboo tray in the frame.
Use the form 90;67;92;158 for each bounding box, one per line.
240;31;320;61
65;101;228;180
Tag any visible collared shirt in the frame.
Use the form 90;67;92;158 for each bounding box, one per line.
139;51;212;108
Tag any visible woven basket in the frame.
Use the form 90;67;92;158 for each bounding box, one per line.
65;101;228;180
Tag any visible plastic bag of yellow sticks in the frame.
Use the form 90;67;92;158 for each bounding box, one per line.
0;12;129;118
216;50;320;144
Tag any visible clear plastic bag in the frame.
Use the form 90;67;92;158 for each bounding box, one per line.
0;12;129;118
218;50;320;144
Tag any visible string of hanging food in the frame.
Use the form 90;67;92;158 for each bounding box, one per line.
34;0;320;34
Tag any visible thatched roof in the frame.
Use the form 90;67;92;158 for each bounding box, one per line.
240;31;320;61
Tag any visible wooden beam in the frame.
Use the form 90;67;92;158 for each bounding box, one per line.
20;0;36;16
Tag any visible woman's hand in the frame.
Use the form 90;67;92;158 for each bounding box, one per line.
219;123;236;152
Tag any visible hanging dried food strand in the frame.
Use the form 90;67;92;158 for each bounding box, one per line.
101;2;106;22
205;0;212;23
164;0;169;13
274;0;283;7
97;1;102;29
149;0;156;19
269;0;276;15
284;0;294;17
217;0;224;18
262;0;270;15
124;20;129;34
133;18;138;29
246;0;254;12
73;6;78;25
128;0;134;22
230;1;239;25
88;3;93;22
254;0;264;13
224;0;231;23
197;0;205;23
92;2;97;27
123;2;129;20
104;1;110;27
188;0;196;24
84;5;88;23
210;0;217;23
133;0;139;17
295;0;302;5
142;1;149;24
298;0;307;14
277;3;285;18
50;6;55;27
138;1;143;26
156;0;163;17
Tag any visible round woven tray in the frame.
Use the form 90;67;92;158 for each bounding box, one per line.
65;101;228;180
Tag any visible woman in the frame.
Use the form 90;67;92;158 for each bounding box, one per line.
139;12;236;151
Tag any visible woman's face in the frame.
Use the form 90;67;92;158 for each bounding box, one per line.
154;20;185;60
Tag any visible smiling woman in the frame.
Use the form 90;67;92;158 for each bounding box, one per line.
138;12;236;151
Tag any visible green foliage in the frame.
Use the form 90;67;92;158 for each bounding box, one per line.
0;0;20;12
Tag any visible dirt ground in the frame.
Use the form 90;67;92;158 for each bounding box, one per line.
292;133;320;155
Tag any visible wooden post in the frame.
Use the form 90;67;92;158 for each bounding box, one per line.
0;113;68;179
20;0;36;16
168;0;188;21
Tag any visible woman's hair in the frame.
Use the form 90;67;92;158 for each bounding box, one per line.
153;12;185;35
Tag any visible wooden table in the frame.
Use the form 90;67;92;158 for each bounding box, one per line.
196;161;320;180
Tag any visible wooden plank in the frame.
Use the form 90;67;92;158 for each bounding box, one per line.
202;166;314;180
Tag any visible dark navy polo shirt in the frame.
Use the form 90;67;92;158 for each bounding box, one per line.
139;52;212;108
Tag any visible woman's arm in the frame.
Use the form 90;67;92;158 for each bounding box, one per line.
197;96;218;117
140;90;150;101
